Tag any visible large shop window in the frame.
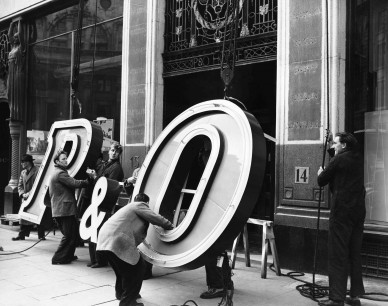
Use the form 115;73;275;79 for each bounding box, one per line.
27;0;123;144
348;0;388;226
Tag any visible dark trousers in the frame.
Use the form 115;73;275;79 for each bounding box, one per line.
328;217;365;301
52;215;78;263
88;212;111;265
19;207;52;239
18;224;45;238
100;250;145;306
89;241;108;265
205;254;224;289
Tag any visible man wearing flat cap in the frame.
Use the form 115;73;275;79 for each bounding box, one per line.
12;154;45;240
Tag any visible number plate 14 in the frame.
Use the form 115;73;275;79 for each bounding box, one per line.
295;167;309;184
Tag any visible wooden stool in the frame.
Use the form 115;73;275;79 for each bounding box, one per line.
231;218;281;279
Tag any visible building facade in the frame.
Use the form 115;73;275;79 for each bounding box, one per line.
0;0;387;277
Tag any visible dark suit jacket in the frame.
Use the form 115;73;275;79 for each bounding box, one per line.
97;159;124;182
318;149;366;222
18;165;38;198
49;165;89;218
97;201;173;265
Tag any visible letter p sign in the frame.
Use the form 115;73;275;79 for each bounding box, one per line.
18;119;103;224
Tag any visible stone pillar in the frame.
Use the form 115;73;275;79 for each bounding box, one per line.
4;120;21;214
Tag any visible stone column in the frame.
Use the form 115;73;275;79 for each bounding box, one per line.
4;119;21;214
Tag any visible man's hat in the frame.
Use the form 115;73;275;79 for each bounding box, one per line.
21;154;34;163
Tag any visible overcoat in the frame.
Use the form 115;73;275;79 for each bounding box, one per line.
18;165;38;198
18;165;38;225
318;149;365;221
97;201;173;265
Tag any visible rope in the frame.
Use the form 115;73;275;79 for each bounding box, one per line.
220;0;240;98
70;0;86;118
309;0;332;299
89;0;98;111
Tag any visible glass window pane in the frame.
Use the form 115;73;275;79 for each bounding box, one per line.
75;18;123;142
33;0;123;42
349;0;388;224
27;34;72;131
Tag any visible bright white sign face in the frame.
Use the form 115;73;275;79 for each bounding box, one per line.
134;99;267;269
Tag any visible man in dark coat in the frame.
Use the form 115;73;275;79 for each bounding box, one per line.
97;193;174;306
49;150;89;265
86;143;124;268
12;154;44;240
317;132;366;306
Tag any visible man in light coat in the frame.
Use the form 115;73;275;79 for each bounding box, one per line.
97;193;174;306
12;154;43;240
49;150;89;264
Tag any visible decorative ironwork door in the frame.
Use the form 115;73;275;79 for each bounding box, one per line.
164;0;277;77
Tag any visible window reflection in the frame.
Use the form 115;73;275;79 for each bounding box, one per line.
27;0;123;142
28;35;72;130
350;0;388;224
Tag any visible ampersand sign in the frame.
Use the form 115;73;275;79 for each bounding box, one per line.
79;177;122;243
18;119;103;224
134;99;266;270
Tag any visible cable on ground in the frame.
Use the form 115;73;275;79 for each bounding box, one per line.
0;229;52;255
269;264;388;302
170;300;199;306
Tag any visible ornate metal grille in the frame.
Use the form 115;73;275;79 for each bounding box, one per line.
164;0;277;76
0;29;10;77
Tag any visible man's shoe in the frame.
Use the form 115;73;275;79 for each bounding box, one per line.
39;236;46;240
71;255;78;261
318;299;344;306
12;236;25;241
87;262;96;267
345;297;361;306
91;263;107;268
200;287;225;299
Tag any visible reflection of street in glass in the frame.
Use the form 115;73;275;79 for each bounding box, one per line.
363;110;388;223
93;118;114;140
26;130;49;154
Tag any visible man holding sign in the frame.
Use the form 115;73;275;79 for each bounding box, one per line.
49;151;90;265
97;193;174;306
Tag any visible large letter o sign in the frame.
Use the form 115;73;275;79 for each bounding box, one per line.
134;100;266;269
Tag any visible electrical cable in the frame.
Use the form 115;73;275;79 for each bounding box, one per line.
0;229;52;256
269;264;388;302
169;300;199;306
170;300;199;306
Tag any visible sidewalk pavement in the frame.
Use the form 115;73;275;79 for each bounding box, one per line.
1;225;387;306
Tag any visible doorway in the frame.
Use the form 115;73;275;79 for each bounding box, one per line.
164;60;277;220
